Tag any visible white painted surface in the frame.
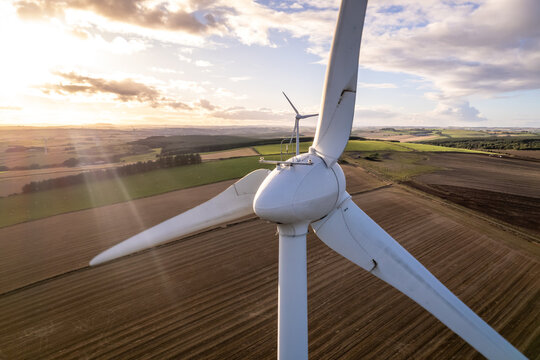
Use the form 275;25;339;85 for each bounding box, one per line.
312;0;368;166
90;169;270;266
253;153;340;224
312;196;526;360
277;223;308;360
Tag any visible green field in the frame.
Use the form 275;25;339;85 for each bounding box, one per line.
376;128;490;138
373;128;503;139
120;148;161;163
0;139;489;229
255;140;487;155
0;156;275;229
345;152;442;182
255;140;410;155
438;129;489;138
416;136;540;151
396;142;489;153
345;140;409;152
254;142;312;156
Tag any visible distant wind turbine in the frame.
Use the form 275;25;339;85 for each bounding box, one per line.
282;92;318;156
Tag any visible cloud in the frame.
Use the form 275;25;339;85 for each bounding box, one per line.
166;100;191;110
15;0;219;34
40;71;224;112
353;102;486;127
349;0;540;125
178;53;193;63
355;106;401;120
229;76;251;82
198;99;216;110
103;36;148;54
15;0;540;99
195;60;213;67
361;0;540;97
212;106;285;121
15;0;61;20
149;67;183;75
11;0;539;127
168;79;207;94
45;71;160;103
0;106;23;111
432;99;486;123
358;82;397;89
220;2;338;50
13;0;337;51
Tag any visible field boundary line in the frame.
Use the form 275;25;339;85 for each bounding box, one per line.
0;216;262;298
0;266;91;299
349;184;393;197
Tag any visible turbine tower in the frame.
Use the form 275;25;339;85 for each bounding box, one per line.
90;1;526;359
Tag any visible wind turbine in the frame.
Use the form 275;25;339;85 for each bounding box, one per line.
282;92;318;155
90;0;526;359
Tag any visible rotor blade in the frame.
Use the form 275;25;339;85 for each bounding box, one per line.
311;196;525;360
311;0;367;166
282;91;300;116
90;169;271;266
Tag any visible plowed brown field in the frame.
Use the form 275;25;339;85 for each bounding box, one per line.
0;164;538;359
407;153;540;235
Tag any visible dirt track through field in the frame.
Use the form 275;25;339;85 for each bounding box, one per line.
0;165;538;359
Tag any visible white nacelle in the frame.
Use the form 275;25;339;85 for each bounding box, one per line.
254;152;346;224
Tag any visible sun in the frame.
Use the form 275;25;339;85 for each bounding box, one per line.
0;4;101;112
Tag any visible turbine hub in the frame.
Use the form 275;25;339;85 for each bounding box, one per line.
253;152;345;224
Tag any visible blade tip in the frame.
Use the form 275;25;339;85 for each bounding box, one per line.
89;253;108;266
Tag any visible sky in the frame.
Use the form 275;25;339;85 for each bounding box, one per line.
0;0;539;128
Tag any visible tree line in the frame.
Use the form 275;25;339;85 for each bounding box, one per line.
158;137;318;157
21;153;202;194
154;136;366;157
418;137;539;150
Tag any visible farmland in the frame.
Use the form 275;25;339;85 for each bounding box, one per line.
344;152;442;182
343;151;540;235
353;127;538;143
404;153;540;235
0;138;512;229
0;139;489;229
200;147;259;161
0;163;538;359
119;148;161;163
0;163;122;197
0;127;154;169
417;136;540;151
0;156;275;228
254;140;488;156
1;127;539;359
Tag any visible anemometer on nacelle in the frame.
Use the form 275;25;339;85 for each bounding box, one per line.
259;157;313;167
